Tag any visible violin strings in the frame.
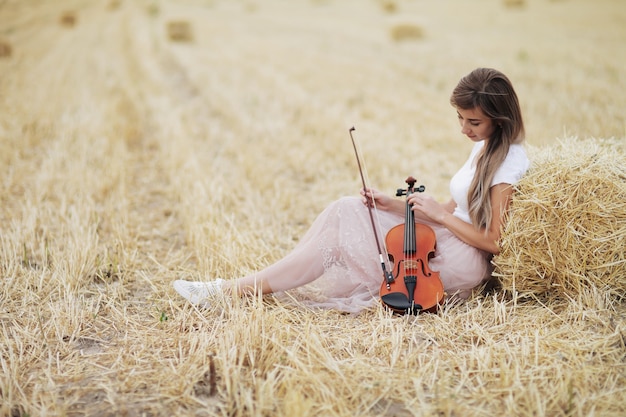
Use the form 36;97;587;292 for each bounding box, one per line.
405;191;412;272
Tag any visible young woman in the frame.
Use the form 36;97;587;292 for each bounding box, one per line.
173;68;530;313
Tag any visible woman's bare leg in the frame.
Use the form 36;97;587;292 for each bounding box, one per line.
225;237;325;296
174;196;374;306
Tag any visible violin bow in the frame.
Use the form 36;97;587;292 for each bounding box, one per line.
349;127;395;288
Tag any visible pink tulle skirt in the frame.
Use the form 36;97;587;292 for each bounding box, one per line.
268;197;492;313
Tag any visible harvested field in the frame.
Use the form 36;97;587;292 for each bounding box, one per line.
1;0;625;416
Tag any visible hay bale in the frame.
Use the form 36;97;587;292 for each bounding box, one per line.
492;138;626;304
147;3;160;17
107;0;121;11
167;21;193;43
503;0;526;8
390;23;424;43
60;11;76;27
379;0;398;13
0;41;12;58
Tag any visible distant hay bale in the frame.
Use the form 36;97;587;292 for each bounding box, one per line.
503;0;526;8
167;21;193;43
379;0;398;13
244;2;258;13
390;23;424;42
0;41;12;58
107;0;121;11
60;11;76;27
147;3;160;17
492;138;626;305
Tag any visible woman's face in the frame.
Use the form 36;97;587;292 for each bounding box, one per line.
456;107;496;143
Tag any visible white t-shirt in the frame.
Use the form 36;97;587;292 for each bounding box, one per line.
449;141;530;224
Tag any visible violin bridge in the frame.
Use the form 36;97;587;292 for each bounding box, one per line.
402;260;420;270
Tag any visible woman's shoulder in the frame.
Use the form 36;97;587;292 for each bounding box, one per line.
507;143;530;166
509;142;527;152
493;143;530;185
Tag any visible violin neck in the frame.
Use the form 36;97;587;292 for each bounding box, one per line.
404;197;416;254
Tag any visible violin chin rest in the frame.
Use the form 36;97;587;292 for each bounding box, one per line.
381;292;422;314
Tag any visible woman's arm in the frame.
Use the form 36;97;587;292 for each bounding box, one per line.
410;183;514;255
362;189;455;221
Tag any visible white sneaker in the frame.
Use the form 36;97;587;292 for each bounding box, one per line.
173;278;225;308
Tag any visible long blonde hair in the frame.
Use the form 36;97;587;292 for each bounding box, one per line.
450;68;525;229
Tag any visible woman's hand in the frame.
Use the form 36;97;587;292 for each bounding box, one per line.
360;188;399;213
407;194;449;224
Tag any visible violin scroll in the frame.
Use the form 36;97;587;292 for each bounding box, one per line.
396;176;425;197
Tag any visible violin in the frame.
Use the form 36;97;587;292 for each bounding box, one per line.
349;127;444;315
379;177;445;314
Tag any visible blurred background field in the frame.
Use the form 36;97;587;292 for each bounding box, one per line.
1;0;625;416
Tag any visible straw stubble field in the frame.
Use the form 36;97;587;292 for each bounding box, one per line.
1;0;625;416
